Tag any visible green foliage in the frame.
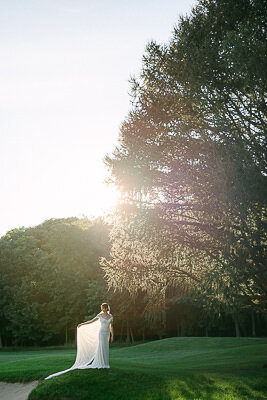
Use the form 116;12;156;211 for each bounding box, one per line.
86;280;110;320
0;217;110;346
102;0;267;328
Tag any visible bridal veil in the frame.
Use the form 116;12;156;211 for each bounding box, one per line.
45;318;101;380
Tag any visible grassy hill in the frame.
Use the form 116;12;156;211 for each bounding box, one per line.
0;337;266;399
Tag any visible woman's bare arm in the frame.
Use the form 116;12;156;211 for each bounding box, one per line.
78;316;99;328
110;321;114;342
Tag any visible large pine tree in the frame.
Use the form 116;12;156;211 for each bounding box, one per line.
102;0;267;324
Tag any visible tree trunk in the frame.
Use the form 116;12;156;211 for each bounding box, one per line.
126;320;130;343
75;324;77;346
120;320;125;341
205;327;209;337
180;319;185;337
130;327;134;344
142;327;145;342
0;334;2;348
251;310;256;337
65;325;68;345
233;314;240;337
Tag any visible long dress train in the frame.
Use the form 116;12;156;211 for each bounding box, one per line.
45;313;113;380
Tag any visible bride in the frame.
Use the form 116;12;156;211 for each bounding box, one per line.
45;303;114;380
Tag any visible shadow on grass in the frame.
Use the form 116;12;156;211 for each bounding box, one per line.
28;367;267;400
1;338;266;399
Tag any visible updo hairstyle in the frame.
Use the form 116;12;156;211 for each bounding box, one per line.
101;303;110;313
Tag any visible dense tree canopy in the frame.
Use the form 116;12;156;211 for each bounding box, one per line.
0;217;110;346
102;0;267;334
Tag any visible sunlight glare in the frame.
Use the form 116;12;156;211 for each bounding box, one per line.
84;182;120;219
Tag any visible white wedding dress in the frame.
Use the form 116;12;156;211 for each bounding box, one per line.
45;313;113;380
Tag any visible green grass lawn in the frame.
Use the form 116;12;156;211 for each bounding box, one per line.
0;337;266;400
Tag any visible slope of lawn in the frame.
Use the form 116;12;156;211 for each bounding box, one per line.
0;337;266;400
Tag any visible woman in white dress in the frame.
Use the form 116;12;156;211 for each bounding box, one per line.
78;302;114;368
45;303;114;380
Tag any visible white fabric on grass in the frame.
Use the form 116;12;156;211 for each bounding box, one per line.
45;313;113;380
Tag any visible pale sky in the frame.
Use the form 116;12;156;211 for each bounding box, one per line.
0;0;196;238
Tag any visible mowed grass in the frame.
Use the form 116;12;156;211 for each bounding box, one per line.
0;337;266;400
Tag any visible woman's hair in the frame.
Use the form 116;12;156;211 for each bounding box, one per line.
101;303;110;313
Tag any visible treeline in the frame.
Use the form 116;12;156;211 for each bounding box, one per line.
0;217;110;346
0;215;265;347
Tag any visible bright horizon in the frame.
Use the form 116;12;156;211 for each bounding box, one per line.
0;0;196;237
